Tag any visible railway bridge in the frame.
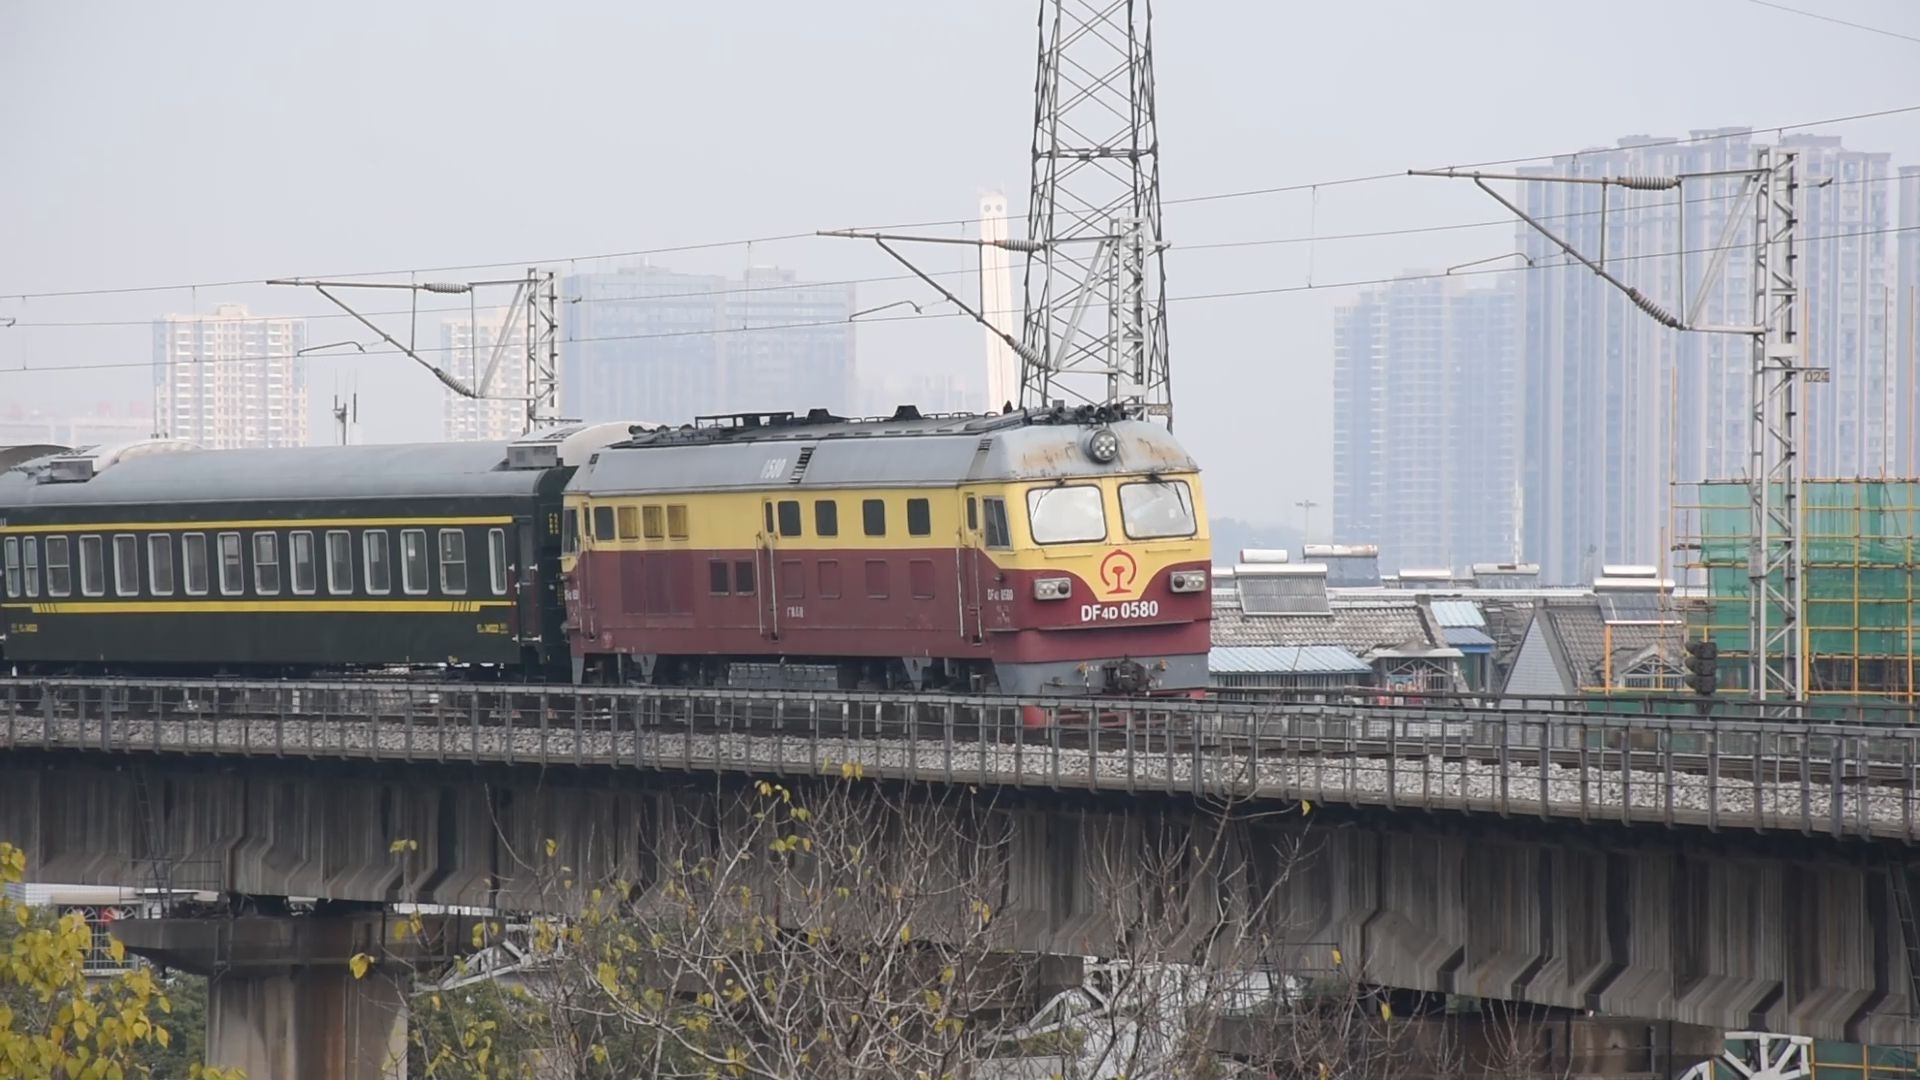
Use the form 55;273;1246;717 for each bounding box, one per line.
1;678;1918;1077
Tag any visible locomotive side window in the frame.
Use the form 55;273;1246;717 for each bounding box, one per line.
79;536;106;597
1026;485;1107;544
667;505;689;540
216;533;244;596
763;503;775;535
906;498;931;537
289;532;317;595
182;534;209;596
776;500;802;538
21;538;38;599
1;537;16;598
862;499;886;537
400;530;430;596
562;510;580;555
112;535;140;598
1119;480;1198;539
487;529;508;596
814;500;838;537
325;531;354;595
966;496;978;531
253;533;282;596
733;560;755;595
148;535;175;597
438;529;468;595
708;560;730;595
364;531;392;595
643;506;665;540
616;506;639;541
982;498;1012;550
591;506;615;543
45;537;72;598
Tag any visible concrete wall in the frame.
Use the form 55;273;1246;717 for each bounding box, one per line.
1;751;1912;1044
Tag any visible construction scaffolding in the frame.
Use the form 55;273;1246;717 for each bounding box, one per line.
1678;479;1920;703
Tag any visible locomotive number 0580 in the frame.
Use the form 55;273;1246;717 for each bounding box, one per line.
1080;600;1159;623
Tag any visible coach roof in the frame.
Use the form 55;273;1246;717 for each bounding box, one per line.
0;440;539;509
572;410;1199;494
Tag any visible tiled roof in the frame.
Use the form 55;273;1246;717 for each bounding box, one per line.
1538;600;1684;685
1209;645;1371;675
1210;599;1435;654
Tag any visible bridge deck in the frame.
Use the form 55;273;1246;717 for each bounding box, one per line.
2;678;1915;841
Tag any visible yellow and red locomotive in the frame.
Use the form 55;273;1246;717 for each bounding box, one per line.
560;405;1211;696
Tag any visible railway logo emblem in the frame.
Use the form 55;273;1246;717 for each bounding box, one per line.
1099;550;1138;596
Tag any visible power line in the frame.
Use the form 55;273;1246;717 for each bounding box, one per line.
6;171;1898;331
5;101;1916;304
1745;0;1920;46
6;222;1911;380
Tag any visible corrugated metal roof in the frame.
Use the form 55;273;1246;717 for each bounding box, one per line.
1442;625;1496;650
1209;645;1371;675
1429;600;1487;628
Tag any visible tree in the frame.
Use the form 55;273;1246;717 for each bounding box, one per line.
0;842;233;1080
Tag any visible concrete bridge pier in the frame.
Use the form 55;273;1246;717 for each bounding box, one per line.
114;913;465;1080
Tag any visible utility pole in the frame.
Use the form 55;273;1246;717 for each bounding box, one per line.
1021;0;1171;422
1415;149;1805;706
1294;498;1319;546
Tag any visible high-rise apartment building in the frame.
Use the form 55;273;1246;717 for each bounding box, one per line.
151;303;307;449
1332;274;1519;574
441;313;528;441
1517;129;1893;583
1898;166;1920;475
560;266;855;425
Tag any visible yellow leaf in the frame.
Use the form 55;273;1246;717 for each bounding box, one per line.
348;953;374;980
1331;947;1343;968
157;1025;172;1049
544;837;558;858
1380;1001;1393;1021
107;936;125;962
592;1044;609;1065
13;905;26;928
898;924;912;944
1302;799;1313;814
392;919;409;942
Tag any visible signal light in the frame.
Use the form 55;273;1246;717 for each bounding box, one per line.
1683;638;1718;696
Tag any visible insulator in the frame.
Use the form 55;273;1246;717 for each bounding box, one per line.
421;282;473;294
1628;290;1683;328
1611;175;1681;191
998;239;1046;254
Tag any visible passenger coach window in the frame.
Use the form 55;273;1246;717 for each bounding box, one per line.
438;529;467;595
862;499;886;537
21;538;38;599
776;500;802;538
487;529;508;596
982;498;1012;550
364;531;392;595
1119;480;1198;539
217;533;244;596
906;498;931;537
643;505;665;540
147;535;175;597
113;535;140;597
325;531;353;595
1;538;17;598
400;530;429;595
45;537;71;598
182;534;209;596
616;506;639;541
79;536;106;597
667;505;689;540
592;506;615;543
814;500;838;537
289;531;317;595
1026;485;1107;544
253;533;281;596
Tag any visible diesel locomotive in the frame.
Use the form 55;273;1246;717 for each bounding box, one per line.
1;406;1212;697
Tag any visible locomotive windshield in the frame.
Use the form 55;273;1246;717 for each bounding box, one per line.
1026;484;1107;544
1119;480;1197;539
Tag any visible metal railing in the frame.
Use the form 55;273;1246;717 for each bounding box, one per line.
2;677;1916;840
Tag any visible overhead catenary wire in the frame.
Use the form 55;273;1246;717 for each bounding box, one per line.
1744;0;1920;47
4;101;1916;304
7;222;1913;379
5;171;1900;331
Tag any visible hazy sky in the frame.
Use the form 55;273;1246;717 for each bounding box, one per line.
3;0;1916;521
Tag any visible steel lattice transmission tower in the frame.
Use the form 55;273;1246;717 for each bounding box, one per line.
1019;0;1172;422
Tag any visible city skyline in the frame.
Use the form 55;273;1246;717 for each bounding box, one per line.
151;303;308;450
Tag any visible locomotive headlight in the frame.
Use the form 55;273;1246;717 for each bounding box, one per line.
1033;577;1073;600
1085;428;1120;464
1169;569;1208;593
